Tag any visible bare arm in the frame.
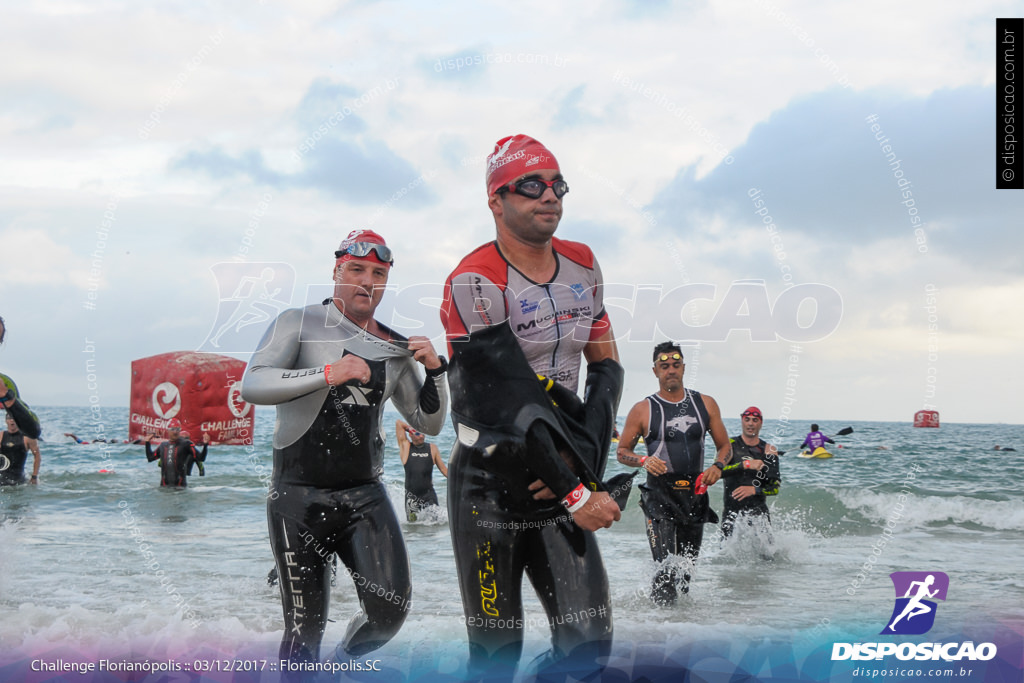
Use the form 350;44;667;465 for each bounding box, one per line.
583;325;619;364
616;400;656;466
395;420;411;465
26;437;40;483
431;443;448;478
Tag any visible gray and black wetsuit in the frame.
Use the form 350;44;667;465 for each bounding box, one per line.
241;299;447;665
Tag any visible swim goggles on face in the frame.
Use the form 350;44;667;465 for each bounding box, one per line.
496;178;569;199
656;353;682;362
335;242;394;264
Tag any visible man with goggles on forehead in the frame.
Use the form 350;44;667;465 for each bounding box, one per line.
241;229;448;669
440;135;624;679
719;407;780;541
617;341;732;605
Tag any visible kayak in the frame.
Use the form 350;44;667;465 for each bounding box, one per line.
798;446;834;459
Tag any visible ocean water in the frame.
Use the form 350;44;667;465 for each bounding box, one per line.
1;407;1022;681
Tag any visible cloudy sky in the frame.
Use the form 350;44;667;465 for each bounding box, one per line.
1;0;1019;430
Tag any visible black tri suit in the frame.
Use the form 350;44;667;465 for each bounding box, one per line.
639;390;719;604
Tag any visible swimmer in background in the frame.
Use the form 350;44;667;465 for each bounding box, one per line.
0;317;42;440
800;424;834;452
144;419;209;487
396;419;447;522
1;414;41;485
719;407;780;539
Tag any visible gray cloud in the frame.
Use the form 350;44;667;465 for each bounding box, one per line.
647;85;1022;272
171;78;436;207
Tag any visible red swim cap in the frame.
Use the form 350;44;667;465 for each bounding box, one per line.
486;134;560;196
335;229;392;267
741;407;762;419
167;418;182;430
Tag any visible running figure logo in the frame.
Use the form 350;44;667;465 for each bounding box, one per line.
881;571;949;635
198;263;294;353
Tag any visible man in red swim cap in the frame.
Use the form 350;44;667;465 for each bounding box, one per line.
718;406;780;540
143;417;209;487
441;135;624;678
242;229;448;670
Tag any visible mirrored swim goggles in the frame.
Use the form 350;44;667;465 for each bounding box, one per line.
496;178;569;199
335;242;394;264
656;353;682;363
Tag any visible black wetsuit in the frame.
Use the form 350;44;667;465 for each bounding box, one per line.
241;300;447;666
445;337;621;678
403;442;438;520
0;430;30;485
721;436;780;537
145;439;205;487
640;391;719;604
441;239;624;678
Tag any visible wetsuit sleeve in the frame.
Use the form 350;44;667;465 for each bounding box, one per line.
241;308;326;405
390;358;448;437
442;271;509;341
759;452;781;496
192;443;207;476
524;422;584;500
145;442;158;462
1;375;42;440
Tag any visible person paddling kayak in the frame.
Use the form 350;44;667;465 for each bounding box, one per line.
800;424;834;452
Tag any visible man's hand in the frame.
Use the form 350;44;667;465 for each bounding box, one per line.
764;444;778;456
202;433;211;445
744;459;764;471
731;485;758;501
702;464;723;486
407;336;442;371
328;354;372;385
570;491;621;531
643;455;668;476
145;435;155;444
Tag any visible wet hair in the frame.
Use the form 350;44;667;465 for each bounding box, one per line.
811;423;819;431
652;340;683;362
